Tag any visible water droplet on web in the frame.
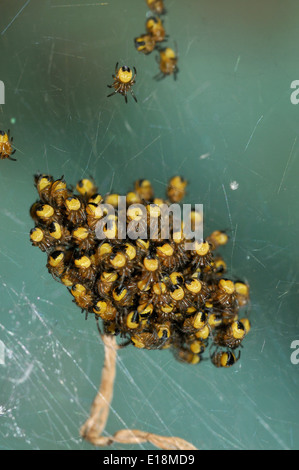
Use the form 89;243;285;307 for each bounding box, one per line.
230;181;239;190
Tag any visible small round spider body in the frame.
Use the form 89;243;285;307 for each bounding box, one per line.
182;311;207;334
134;34;156;55
30;226;53;252
156;47;179;80
71;283;94;311
134;179;154;201
33;203;57;225
73;252;97;286
213;320;246;349
0;130;16;161
50;178;69;207
107;63;137;103
240;318;251;335
93;300;117;321
47;250;68;280
85;202;105;229
146;0;165;15
214;279;236;309
112;281;137;308
211;350;240;368
176;348;201;365
97;271;119;299
207;230;229;251
48;222;71;246
72;226;95;252
131;322;171;350
191;241;213;269
167;176;187;203
64;197;86;226
146;17;166;43
34;174;53;202
234;280;250;307
76;178;97;200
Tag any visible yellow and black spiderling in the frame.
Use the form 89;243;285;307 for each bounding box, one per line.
0;130;16;161
107;63;137;103
30;226;52;252
211;350;240;368
155;47;179;80
167;176;187;203
146;17;166;43
134;33;156;55
76;178;97;200
34;174;54;202
213;320;246;350
146;0;166;16
29;174;251;369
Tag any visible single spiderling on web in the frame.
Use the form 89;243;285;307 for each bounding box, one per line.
146;0;166;16
107;63;137;104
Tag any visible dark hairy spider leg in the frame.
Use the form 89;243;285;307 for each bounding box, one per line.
130;89;137;103
118;339;131;349
118;271;126;287
8;155;17;162
140;273;153;293
154;72;165;81
107;85;121;98
95;316;103;336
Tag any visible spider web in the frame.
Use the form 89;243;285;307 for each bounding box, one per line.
0;0;299;450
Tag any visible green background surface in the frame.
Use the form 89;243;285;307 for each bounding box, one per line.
0;0;298;450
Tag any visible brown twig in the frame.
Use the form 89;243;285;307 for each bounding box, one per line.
80;334;119;441
80;334;197;451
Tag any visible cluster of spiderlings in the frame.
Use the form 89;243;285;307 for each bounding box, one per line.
29;174;250;368
134;1;178;80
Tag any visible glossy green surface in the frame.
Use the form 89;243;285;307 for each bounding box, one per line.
0;0;298;450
